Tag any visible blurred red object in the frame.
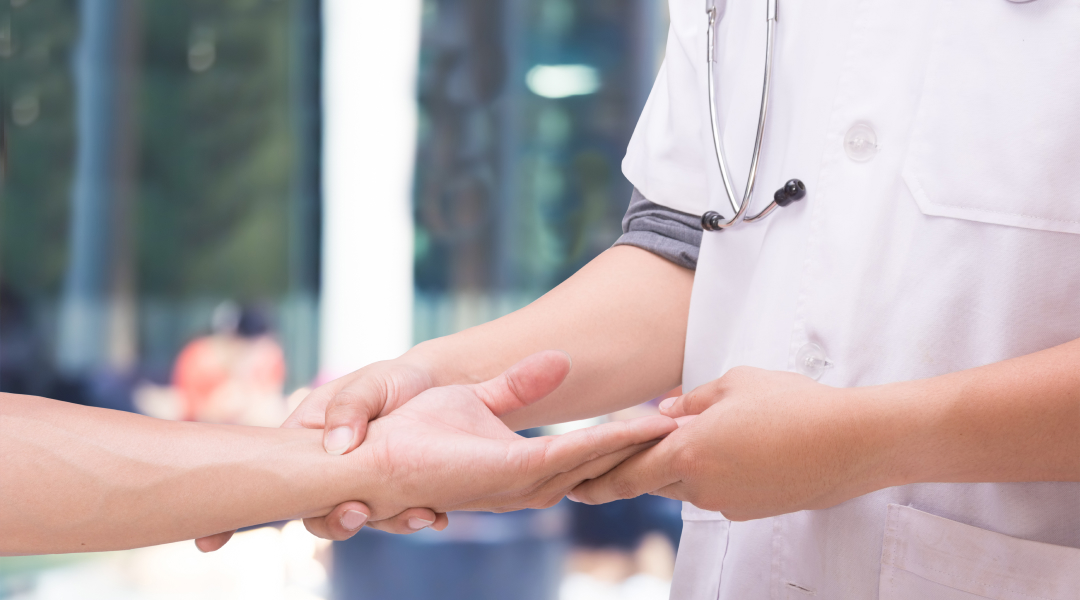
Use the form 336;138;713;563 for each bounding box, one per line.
173;334;286;424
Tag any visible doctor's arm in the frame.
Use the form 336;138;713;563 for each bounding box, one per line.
570;337;1080;520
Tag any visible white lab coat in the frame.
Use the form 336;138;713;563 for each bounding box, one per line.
622;0;1080;597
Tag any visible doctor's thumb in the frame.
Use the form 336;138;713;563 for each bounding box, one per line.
659;392;712;418
323;398;379;455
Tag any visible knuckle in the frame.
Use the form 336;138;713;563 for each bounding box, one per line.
689;491;722;513
570;490;595;505
515;487;547;510
722;365;750;383
724;365;762;385
679;393;702;414
670;440;699;480
524;498;545;510
538;496;562;510
611;477;640;500
725;511;750;522
325;388;380;422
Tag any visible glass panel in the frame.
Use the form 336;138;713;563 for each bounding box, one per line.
412;0;668;342
0;0;321;421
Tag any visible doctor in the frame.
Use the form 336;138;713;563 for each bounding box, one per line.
201;0;1080;595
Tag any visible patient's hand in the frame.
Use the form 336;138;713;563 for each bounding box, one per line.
348;351;676;517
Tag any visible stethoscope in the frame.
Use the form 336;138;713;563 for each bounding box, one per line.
700;0;807;232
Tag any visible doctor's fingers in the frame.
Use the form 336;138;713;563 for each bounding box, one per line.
470;350;572;417
526;439;666;507
282;371;363;431
567;437;684;505
445;439;663;513
536;415;677;475
660;365;794;418
367;510;450;534
194;530;235;553
447;417;675;513
318;361;434;456
304;503;447;540
658;377;732;418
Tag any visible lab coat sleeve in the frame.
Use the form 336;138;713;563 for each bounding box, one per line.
614;188;702;270
621;19;712;217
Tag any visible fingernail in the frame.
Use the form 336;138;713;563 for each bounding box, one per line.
560;350;573;371
658;397;676;412
407;517;434;531
566;492;582;503
340;510;369;531
325;427;354;455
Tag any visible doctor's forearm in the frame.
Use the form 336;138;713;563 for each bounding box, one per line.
887;338;1080;485
406;245;694;430
0;394;360;555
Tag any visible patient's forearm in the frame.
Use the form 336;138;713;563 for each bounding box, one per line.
0;394;356;555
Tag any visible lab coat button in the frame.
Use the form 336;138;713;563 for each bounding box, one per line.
796;343;833;380
843;123;878;162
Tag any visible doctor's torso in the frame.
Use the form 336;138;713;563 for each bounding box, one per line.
622;0;1080;597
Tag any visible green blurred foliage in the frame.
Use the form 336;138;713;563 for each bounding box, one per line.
0;0;79;296
0;0;297;302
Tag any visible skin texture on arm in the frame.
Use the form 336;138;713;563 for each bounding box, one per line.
0;352;676;555
570;338;1080;520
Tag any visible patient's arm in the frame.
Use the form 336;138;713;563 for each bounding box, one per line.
0;393;356;555
0;351;675;556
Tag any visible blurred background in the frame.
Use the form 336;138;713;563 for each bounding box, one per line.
0;0;678;598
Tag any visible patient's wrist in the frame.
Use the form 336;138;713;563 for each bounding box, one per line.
290;429;378;518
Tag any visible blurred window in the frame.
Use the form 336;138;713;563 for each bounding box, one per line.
412;0;668;341
0;0;321;419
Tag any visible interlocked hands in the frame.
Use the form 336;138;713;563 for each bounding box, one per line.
197;351;676;551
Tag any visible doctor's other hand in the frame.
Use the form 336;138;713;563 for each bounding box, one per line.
569;366;908;521
193;501;445;553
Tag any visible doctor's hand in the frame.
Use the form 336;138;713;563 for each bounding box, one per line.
569;367;905;521
195;356;441;552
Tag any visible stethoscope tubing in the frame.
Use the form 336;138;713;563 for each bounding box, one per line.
706;0;781;229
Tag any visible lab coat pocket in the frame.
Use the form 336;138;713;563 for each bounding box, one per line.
669;503;730;600
879;504;1080;600
902;0;1080;235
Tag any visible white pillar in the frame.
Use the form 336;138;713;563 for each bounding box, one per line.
320;0;421;378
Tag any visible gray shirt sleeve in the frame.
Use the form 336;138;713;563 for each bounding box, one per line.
613;188;703;270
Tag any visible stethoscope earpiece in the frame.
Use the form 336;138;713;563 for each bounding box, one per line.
701;211;725;232
773;179;806;207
